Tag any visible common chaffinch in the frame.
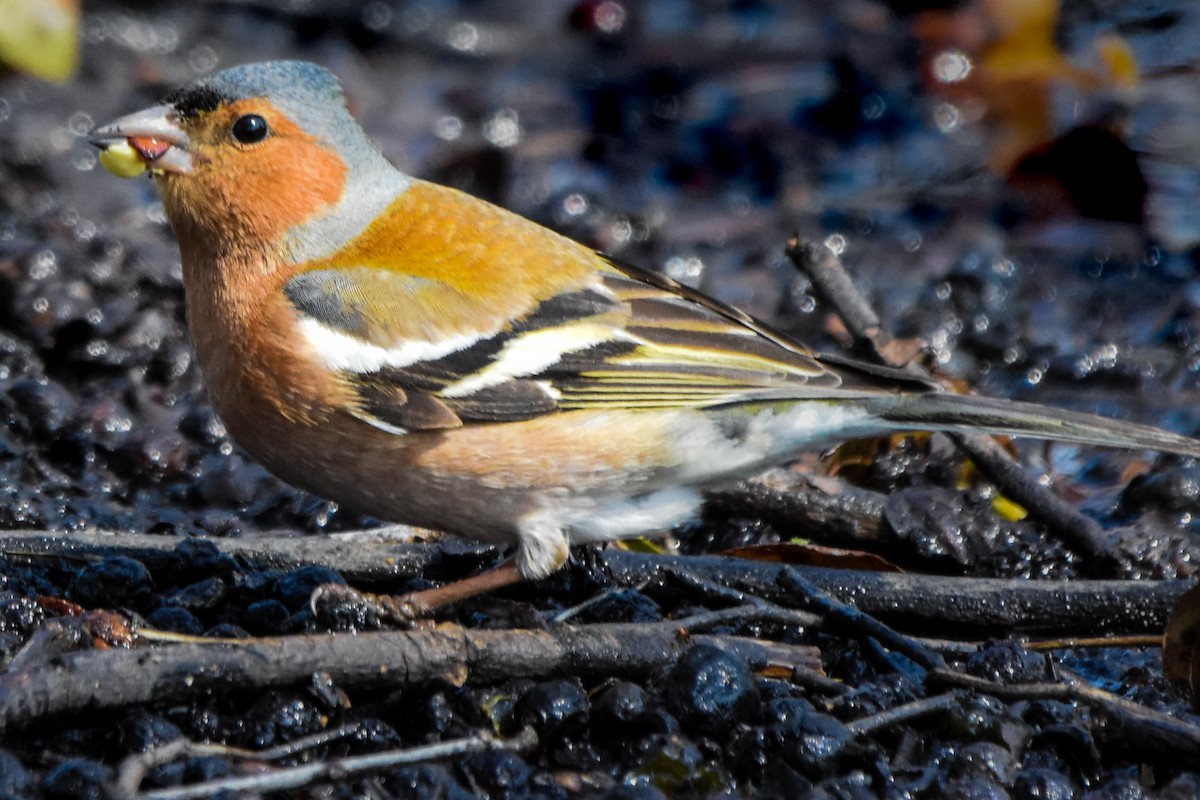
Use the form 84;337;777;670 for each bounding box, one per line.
89;61;1200;619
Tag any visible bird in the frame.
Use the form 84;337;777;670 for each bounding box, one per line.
89;60;1200;621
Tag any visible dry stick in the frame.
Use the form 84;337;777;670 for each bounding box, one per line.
0;531;1187;635
785;237;1116;571
134;729;538;800
0;608;816;733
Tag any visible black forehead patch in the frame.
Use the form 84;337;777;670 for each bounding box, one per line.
163;85;229;119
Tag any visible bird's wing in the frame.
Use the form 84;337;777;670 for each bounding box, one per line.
284;256;928;433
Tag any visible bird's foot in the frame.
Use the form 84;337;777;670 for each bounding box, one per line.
310;583;434;628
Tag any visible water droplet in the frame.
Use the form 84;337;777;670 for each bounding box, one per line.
861;93;886;121
483;108;520;148
188;44;219;74
67;111;93;136
562;193;588;217
433;115;463;141
447;21;479;52
592;1;627;34
29;250;57;280
663;255;704;286
609;217;632;244
933;50;972;83
933;102;960;133
362;1;394;31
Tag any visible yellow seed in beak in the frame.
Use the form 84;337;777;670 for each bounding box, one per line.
98;142;147;178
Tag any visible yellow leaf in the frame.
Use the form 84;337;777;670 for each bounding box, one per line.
0;0;79;83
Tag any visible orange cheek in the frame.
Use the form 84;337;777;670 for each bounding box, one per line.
192;140;347;244
162;100;348;248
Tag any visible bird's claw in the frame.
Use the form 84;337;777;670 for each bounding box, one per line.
309;582;432;629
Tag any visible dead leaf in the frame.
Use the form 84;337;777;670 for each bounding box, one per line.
722;542;903;573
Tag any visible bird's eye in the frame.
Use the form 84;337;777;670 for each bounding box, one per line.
231;114;269;144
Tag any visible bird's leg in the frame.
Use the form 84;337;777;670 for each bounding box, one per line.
390;559;528;618
310;558;528;626
311;521;569;627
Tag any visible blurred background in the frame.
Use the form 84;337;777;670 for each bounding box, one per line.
3;0;1200;536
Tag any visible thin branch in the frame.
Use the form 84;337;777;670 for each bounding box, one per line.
846;692;964;736
603;550;1189;636
0;611;819;733
0;531;1186;636
930;669;1200;757
133;728;537;800
117;724;366;795
776;566;946;671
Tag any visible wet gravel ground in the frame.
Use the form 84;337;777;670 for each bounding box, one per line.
5;0;1200;797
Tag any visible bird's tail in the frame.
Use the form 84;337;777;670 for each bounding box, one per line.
862;391;1200;458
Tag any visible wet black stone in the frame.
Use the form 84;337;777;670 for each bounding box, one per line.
391;688;457;738
0;594;45;635
0;749;32;799
947;741;1018;787
68;556;154;610
830;673;919;720
171;537;237;577
243;693;325;748
931;775;1012;800
592;681;649;739
115;712;182;755
807;770;878;800
967;640;1047;684
204;622;250;638
578;588;662;623
41;759;113;800
242;599;290;634
598;784;670;800
1082;773;1147;800
146;605;203;635
790;712;853;776
383;764;474;800
1013;768;1077;800
7;377;78;437
273;565;346;611
161;576;227;611
515;679;590;738
458;750;533;799
348;718;403;753
664;644;758;736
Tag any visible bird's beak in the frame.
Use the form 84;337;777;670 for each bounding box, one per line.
88;104;193;177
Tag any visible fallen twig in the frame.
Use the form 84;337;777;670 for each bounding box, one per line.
116;723;367;795
0;531;1186;635
777;566;946;671
706;472;887;548
0;608;819;733
845;691;964;736
128;728;537;800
